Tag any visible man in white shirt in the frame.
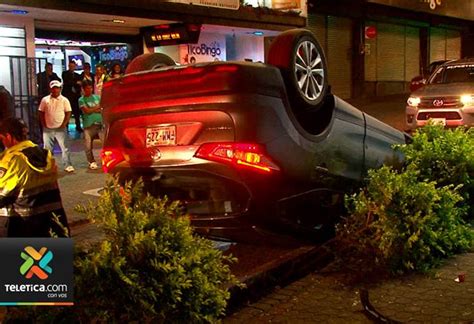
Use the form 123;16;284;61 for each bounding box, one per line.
38;80;75;173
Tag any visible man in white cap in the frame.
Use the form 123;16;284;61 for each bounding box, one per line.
38;80;75;173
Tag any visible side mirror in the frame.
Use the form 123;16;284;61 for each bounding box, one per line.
409;76;426;92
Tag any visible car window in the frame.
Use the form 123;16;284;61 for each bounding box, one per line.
428;63;474;84
429;67;444;84
427;60;448;75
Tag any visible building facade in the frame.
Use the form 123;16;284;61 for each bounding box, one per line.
1;0;472;106
0;0;306;137
308;0;474;99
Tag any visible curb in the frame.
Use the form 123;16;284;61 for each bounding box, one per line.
226;243;333;313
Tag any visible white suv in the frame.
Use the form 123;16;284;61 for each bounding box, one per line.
406;58;474;131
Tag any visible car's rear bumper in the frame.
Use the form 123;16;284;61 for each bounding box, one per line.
406;105;474;130
109;160;348;241
111;162;285;236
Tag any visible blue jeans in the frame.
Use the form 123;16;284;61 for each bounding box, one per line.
42;128;73;168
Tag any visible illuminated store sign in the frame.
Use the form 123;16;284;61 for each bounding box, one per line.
150;33;181;42
179;33;226;64
423;0;441;10
142;23;201;47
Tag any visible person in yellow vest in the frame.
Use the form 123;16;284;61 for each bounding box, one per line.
0;117;69;237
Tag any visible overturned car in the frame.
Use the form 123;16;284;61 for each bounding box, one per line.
100;29;409;241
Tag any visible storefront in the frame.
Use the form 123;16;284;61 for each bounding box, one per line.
35;40;136;80
1;0;305;141
307;14;353;99
148;24;279;65
308;0;473;98
1;1;306;91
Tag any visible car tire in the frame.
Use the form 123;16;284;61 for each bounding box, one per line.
125;53;176;74
268;29;329;111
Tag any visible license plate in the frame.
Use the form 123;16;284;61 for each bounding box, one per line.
431;118;446;126
146;125;176;147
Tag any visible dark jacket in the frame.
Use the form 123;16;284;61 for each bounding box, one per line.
0;140;69;237
36;71;61;99
61;70;82;100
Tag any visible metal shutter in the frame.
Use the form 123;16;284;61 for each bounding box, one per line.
446;29;461;60
307;14;327;54
376;23;405;81
405;26;420;82
327;16;352;99
430;27;447;62
429;27;461;62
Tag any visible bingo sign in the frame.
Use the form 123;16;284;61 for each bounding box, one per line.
89;44;132;73
180;33;226;64
99;45;129;62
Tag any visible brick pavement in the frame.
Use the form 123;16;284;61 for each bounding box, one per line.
49;132;106;245
56;149;106;226
225;251;474;323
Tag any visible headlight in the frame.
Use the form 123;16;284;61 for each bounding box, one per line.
407;96;421;107
460;94;473;106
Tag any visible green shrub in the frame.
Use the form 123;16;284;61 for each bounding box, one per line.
336;166;473;274
398;125;474;220
7;177;238;323
334;125;474;276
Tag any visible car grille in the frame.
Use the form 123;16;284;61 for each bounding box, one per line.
418;96;462;109
417;111;462;120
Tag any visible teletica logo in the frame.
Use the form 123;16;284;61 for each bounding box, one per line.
20;246;53;280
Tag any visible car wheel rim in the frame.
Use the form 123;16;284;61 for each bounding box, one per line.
294;40;325;101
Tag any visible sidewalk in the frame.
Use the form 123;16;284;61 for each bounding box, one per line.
225;250;474;323
54;131;106;227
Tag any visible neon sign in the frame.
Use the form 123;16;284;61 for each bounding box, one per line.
142;23;201;47
421;0;441;10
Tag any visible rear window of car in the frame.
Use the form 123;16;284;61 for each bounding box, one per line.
429;63;474;84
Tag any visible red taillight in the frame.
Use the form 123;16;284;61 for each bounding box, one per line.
195;143;280;173
100;148;125;173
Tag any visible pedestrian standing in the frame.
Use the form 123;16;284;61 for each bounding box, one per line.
38;80;75;173
79;80;104;170
62;61;83;132
108;63;123;79
94;64;108;97
80;62;95;91
37;62;61;99
0;117;69;237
